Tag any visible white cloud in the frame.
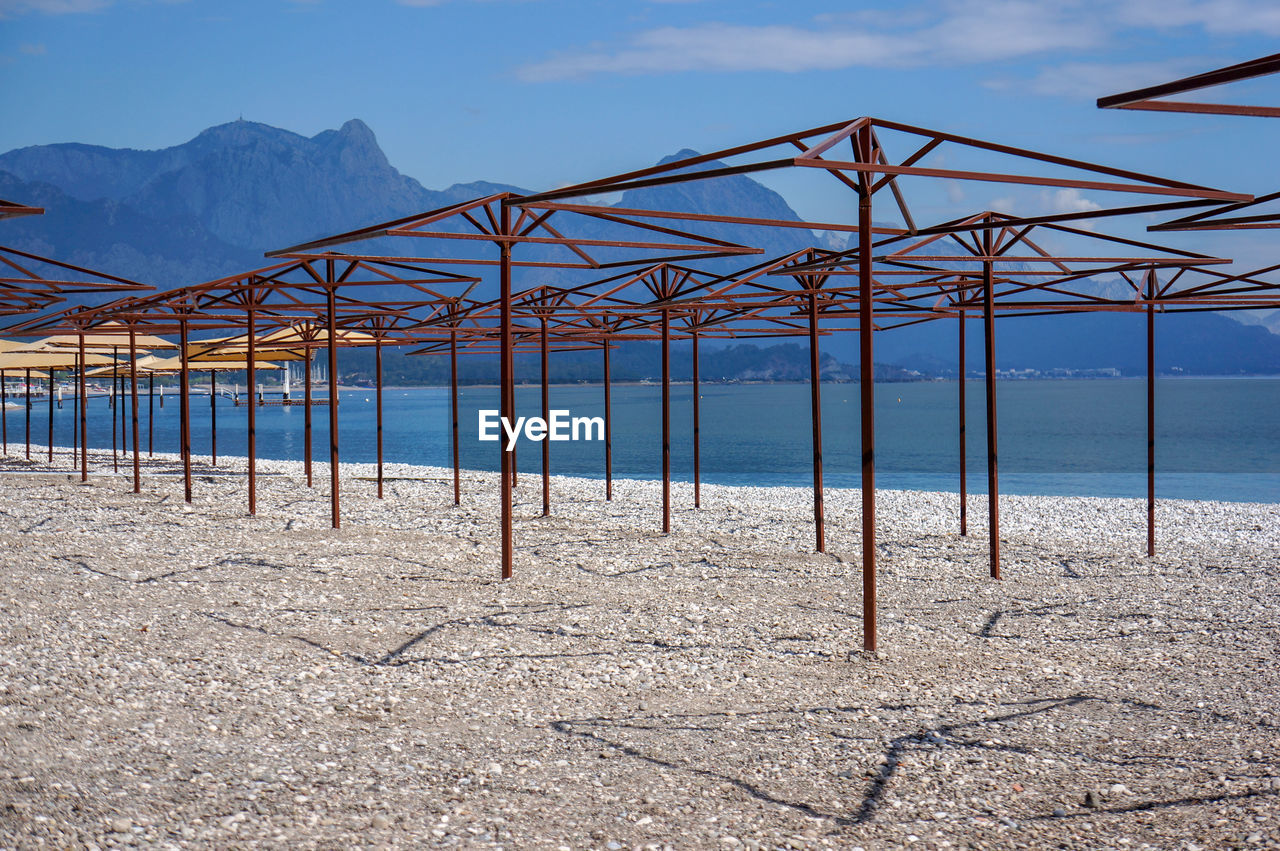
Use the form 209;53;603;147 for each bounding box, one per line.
1011;59;1209;98
1045;188;1102;214
1040;188;1102;228
1113;0;1280;36
517;0;1280;82
519;2;1103;81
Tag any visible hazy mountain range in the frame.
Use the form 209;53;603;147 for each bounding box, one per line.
1;118;1278;377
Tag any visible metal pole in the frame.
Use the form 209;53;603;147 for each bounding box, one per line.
692;329;701;510
304;347;313;488
210;369;217;466
148;371;154;457
857;126;877;653
78;334;87;481
46;369;54;463
450;327;460;506
499;203;514;579
983;232;1001;580
375;336;384;500
661;310;671;534
179;320;192;503
540;315;551;517
247;309;257;516
1;369;6;454
1147;272;1156;558
25;367;31;461
71;360;77;462
603;340;613;501
129;331;140;493
325;278;340;530
108;354;116;471
510;363;518;491
959;309;967;537
808;291;825;553
119;347;126;466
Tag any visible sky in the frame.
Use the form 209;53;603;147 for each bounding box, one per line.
2;0;1280;267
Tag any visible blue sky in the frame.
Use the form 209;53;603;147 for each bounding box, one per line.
3;0;1280;266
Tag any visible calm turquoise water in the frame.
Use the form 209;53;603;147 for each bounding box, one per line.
11;378;1280;503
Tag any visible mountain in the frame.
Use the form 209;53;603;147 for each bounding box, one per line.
0;119;441;250
339;341;921;385
1233;307;1280;336
859;309;1280;377
0;118;1276;376
618;149;814;263
0;170;261;285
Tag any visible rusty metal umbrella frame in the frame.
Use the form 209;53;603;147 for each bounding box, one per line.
784;211;1245;567
0;227;154;479
1094;53;1280;232
0;245;151;317
266;191;770;582
436;269;863;531
53;256;484;518
506;117;1251;655
5;121;1266;657
253;118;1250;654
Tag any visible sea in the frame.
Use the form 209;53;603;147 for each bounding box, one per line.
7;378;1279;504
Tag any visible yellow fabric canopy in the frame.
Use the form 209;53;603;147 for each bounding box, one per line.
0;350;116;369
136;356;286;374
30;321;177;351
188;323;376;362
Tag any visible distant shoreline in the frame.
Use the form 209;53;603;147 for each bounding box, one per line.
345;374;1280;390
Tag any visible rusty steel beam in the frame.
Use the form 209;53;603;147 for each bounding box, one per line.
1147;271;1157;558
541;315;551;517
129;330;140;493
107;358;114;470
46;369;53;464
179;319;192;503
983;234;1001;580
376;336;384;500
450;327;461;506
1099;52;1280;115
808;291;825;553
692;330;701;510
662;309;671;534
304;348;313;487
857;125;877;654
603;340;613;501
78;334;87;481
958;310;967;537
210;370;218;466
499;203;513;580
326;276;340;530
247;308;258;515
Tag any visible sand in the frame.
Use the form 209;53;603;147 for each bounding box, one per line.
0;445;1277;849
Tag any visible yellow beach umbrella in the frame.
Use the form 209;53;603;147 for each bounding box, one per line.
33;320;177;351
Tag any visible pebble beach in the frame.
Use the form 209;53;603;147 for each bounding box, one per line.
0;446;1277;850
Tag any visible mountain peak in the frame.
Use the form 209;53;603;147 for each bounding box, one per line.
337;118;374;140
657;148;705;167
190;119;305;150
